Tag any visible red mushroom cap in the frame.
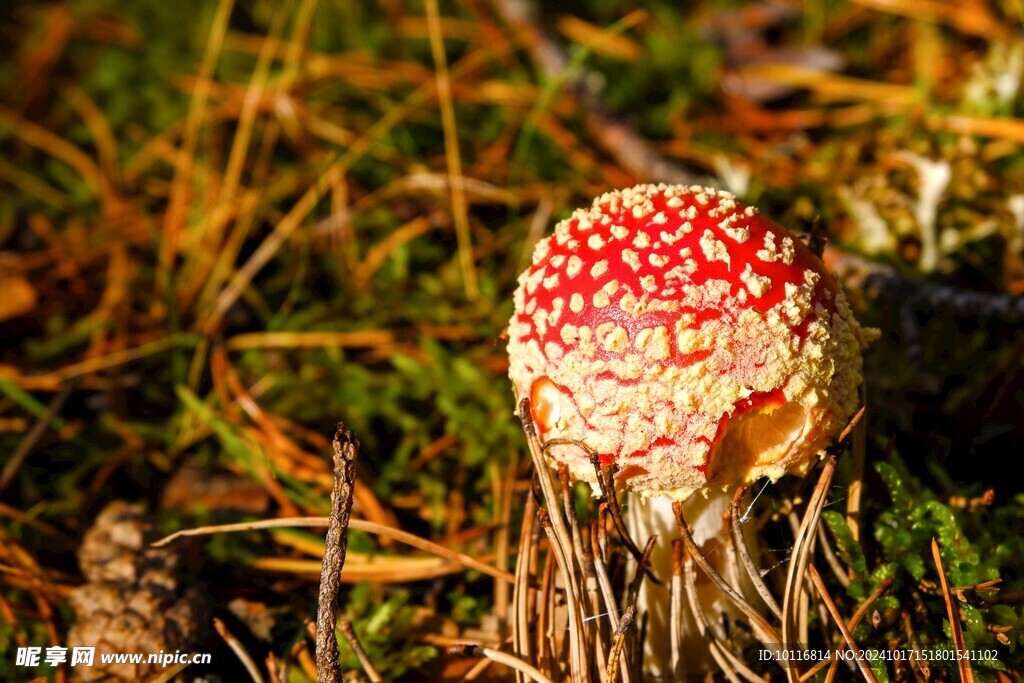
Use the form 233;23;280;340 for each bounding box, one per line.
507;184;873;499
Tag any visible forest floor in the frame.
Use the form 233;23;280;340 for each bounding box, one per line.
2;0;1023;681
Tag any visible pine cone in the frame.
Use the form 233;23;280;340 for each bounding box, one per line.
67;501;208;682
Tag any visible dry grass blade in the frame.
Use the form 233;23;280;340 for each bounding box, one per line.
836;405;866;444
0;157;71;208
807;565;877;683
589;521;633;683
0;379;78;492
559;464;587;581
537;509;589;683
154;517;513;583
519;399;590;681
456;656;493;682
337;617;384;683
36;334;198;384
799;578;891;682
513;492;537;683
487;0;700;185
782;455;836;683
543;438;658;583
932;538;975;683
204;36;517;328
189;3;292;312
624;535;656;612
354;217;433;286
425;0;478;300
605;605;635;683
816;523;852;589
673;502;781;644
225;330;396;350
733;64;914;105
0;502;72;542
901;611;932;680
848;0;1007;38
520;417;577;573
681;554;746;683
587;523;616;630
0;105;113;205
215;617;265;683
536;547;555;674
251;554;472;582
450;644;555;683
162;0;234;268
846;396;868;541
730;486;783;619
582;550;609;681
59;83;119;184
929;113;1024;145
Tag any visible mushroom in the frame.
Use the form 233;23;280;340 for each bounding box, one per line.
507;183;874;676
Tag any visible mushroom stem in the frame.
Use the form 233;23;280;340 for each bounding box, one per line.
626;489;761;679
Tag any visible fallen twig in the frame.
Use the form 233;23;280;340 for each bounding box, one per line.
315;425;359;683
827;247;1024;323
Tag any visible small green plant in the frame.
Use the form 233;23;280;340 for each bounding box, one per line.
822;454;1023;681
339;583;437;680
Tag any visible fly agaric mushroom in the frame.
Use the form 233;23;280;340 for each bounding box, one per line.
507;183;874;676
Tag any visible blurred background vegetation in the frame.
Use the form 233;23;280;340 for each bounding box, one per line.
1;0;1023;680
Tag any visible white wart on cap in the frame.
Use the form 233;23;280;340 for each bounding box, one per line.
507;184;874;500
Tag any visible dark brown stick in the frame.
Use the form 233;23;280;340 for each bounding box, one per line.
826;246;1024;323
315;425;360;683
